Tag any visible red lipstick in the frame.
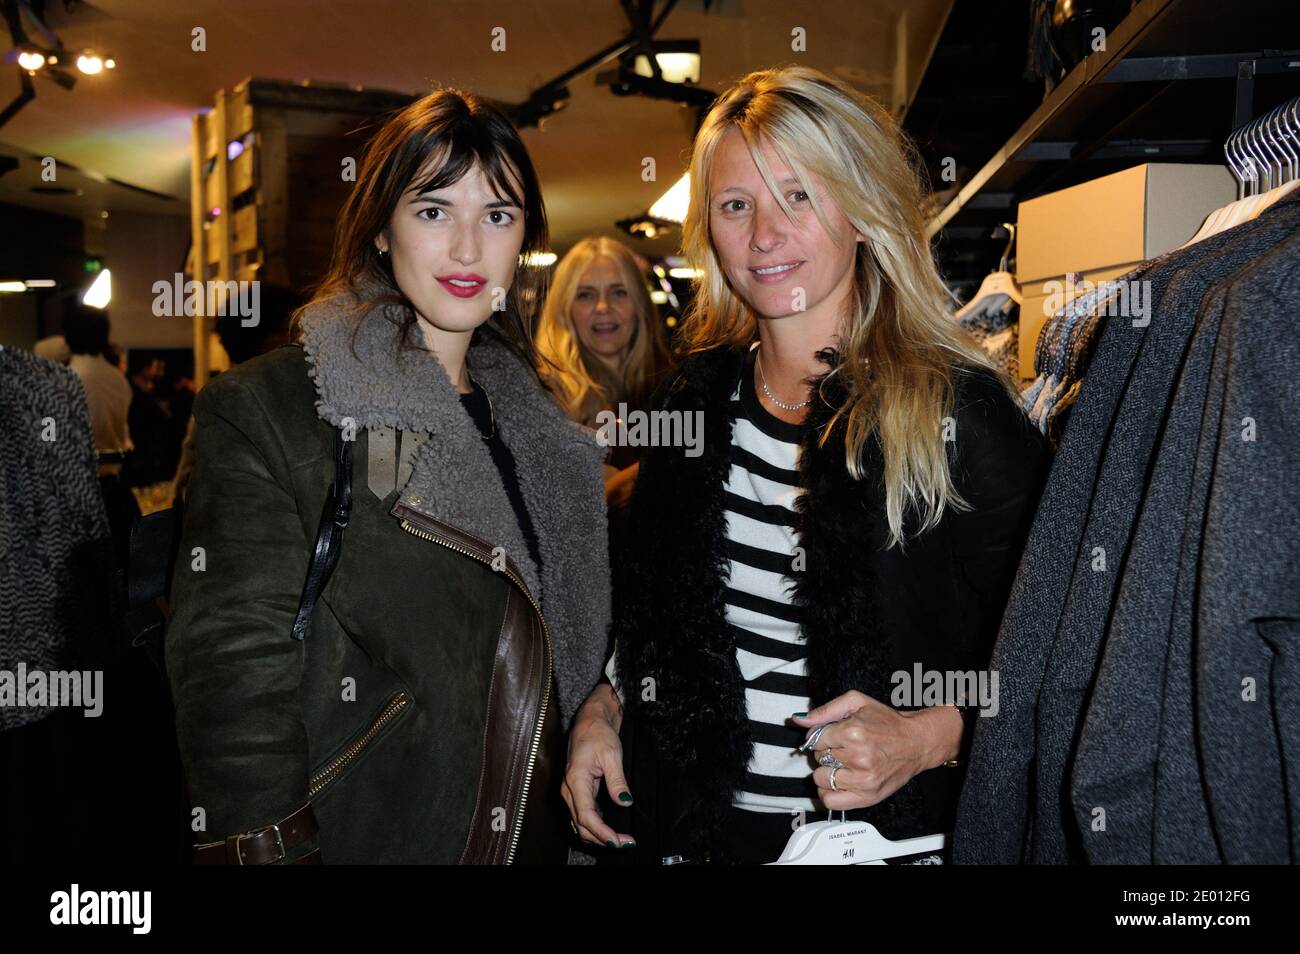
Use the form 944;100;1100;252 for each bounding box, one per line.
436;272;488;298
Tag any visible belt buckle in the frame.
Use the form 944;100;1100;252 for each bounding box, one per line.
234;823;285;864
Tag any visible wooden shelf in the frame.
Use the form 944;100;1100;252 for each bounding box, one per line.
189;78;417;385
926;0;1300;239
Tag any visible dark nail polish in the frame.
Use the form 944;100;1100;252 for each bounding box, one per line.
620;840;636;849
793;711;808;718
618;792;633;803
605;840;616;848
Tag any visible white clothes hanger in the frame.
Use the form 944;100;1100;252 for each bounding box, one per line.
767;812;947;865
956;223;1022;319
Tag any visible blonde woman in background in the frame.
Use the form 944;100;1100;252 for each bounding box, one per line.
562;66;1050;864
536;236;671;473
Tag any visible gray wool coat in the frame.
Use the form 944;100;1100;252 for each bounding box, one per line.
953;188;1300;864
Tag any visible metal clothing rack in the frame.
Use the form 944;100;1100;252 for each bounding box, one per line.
1226;94;1300;198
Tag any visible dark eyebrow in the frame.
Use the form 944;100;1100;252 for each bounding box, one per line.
409;193;519;209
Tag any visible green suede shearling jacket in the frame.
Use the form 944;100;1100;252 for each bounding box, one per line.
166;294;611;864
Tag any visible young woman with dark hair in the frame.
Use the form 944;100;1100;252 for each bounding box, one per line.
167;87;610;864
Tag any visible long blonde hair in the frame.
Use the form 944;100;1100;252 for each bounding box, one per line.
536;236;669;427
681;65;1006;548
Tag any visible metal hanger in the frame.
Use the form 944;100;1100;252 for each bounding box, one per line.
1183;93;1300;247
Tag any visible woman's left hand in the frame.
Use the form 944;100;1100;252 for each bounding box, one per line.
791;691;962;811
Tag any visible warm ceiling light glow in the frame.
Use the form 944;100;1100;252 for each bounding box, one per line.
76;53;104;75
105;58;116;69
83;269;111;308
522;251;557;267
668;266;703;280
633;51;701;85
649;289;669;304
17;50;46;71
0;282;28;293
24;279;56;288
649;173;690;223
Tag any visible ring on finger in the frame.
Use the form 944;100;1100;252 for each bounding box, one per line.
829;764;841;792
799;721;834;752
818;749;844;770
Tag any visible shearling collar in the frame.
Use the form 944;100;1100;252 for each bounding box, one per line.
296;288;611;725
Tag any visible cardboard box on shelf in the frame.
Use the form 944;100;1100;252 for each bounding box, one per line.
1014;163;1235;379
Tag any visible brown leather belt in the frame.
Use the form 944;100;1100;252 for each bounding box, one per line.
193;803;320;865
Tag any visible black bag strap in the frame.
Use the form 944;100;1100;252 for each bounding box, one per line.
291;426;353;641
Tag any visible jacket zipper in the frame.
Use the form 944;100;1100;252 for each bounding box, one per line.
396;515;552;865
308;691;410;799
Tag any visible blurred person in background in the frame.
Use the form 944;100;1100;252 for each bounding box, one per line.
64;304;136;564
124;355;179;489
33;334;71;365
535;237;672;558
535;236;671;473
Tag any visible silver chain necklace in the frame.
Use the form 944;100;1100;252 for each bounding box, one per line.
756;347;811;410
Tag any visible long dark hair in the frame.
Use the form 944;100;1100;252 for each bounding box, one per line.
303;86;550;373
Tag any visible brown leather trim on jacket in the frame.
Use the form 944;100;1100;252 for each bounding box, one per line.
392;502;568;864
460;584;546;863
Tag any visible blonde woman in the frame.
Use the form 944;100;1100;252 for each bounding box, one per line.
562;66;1050;864
536;237;670;470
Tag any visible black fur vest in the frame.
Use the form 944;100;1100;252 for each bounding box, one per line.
613;344;1050;862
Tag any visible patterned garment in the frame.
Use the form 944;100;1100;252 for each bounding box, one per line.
1019;272;1136;444
723;350;817;816
956;292;1019;380
0;346;115;731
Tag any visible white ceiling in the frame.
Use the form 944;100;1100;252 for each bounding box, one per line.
0;0;951;256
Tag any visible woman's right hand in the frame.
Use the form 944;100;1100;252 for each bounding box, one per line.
562;682;636;849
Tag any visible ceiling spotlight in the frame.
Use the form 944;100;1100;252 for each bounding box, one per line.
17;49;47;71
105;58;115;69
632;41;702;85
649;173;690;224
76;52;104;75
617;215;679;240
598;39;712;108
83;268;111;308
